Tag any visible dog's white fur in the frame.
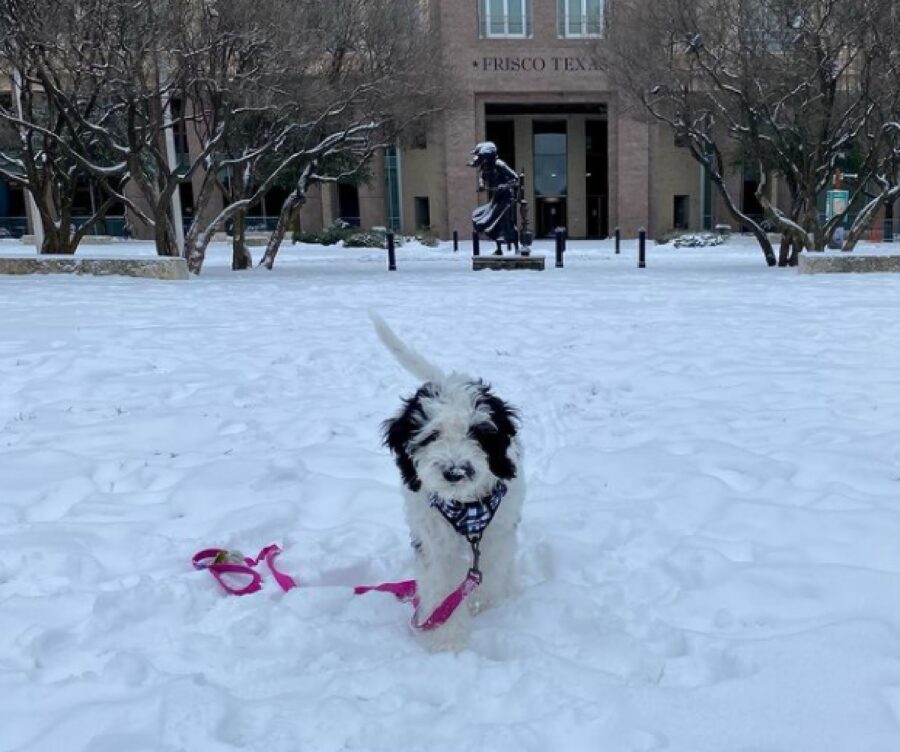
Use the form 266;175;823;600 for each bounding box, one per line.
372;313;523;651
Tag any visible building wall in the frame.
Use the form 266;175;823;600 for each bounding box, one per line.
652;130;705;233
386;0;657;239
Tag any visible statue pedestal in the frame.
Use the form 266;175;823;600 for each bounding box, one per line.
473;255;545;271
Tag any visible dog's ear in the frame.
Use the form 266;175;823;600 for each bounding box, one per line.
381;387;432;492
474;385;519;481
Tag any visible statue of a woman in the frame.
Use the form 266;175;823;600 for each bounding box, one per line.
469;142;520;255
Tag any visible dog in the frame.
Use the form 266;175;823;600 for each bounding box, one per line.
372;313;523;650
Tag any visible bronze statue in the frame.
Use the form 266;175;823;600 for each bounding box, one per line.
469;142;531;256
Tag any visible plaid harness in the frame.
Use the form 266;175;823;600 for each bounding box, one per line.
429;480;508;575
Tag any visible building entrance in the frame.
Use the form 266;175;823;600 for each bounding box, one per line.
484;103;608;239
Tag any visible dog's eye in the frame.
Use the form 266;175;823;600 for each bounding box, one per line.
469;422;496;437
415;431;439;448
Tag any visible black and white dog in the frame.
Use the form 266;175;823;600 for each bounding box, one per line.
372;313;523;650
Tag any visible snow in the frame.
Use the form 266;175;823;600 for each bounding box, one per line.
2;235;900;751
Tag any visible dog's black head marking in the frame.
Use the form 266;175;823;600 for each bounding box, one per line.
381;383;436;492
472;382;518;481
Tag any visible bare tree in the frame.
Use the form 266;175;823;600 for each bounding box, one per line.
1;0;443;268
0;0;124;254
188;0;446;274
603;0;900;266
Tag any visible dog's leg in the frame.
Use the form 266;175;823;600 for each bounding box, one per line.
408;510;474;651
413;549;472;651
468;526;517;614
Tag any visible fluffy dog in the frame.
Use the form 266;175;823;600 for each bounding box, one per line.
372;313;523;650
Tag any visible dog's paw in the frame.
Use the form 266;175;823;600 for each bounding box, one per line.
417;625;471;653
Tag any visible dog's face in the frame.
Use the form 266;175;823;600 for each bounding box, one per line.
383;376;518;501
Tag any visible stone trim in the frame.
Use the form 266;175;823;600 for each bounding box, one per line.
0;256;190;280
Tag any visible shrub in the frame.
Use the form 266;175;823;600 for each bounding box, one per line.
415;226;440;247
344;231;387;248
673;232;725;248
343;227;405;249
292;230;321;244
655;229;726;247
291;220;356;246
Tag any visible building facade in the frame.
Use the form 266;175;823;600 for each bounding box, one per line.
361;0;716;240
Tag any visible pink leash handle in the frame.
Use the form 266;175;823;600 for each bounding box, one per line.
192;545;296;596
246;544;298;592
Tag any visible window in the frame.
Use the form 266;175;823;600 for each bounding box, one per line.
558;0;604;38
169;98;190;159
479;0;532;38
414;197;431;229
673;195;690;230
384;147;402;232
338;183;361;227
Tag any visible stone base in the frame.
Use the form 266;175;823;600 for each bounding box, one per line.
798;254;900;274
0;256;189;280
245;234;271;247
21;235;118;245
473;255;545;271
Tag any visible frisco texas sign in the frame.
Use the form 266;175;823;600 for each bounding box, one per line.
474;56;599;72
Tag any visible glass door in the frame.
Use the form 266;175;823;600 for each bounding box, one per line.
533;121;567;237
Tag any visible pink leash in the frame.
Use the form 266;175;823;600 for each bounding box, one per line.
191;544;480;631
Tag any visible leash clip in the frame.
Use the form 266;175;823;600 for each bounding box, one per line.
467;535;482;579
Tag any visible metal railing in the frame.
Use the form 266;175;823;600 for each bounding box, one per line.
0;216;129;238
0;217;28;238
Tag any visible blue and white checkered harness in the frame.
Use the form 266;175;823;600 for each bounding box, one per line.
429;480;508;543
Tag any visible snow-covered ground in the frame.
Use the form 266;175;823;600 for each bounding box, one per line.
2;236;900;752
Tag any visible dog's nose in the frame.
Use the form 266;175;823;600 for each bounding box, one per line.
443;464;474;483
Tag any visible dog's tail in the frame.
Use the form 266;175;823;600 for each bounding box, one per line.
369;311;445;383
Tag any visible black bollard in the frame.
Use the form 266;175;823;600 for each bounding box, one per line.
615;226;621;255
638;228;646;269
453;230;459;252
555;227;565;268
387;232;396;271
472;230;480;256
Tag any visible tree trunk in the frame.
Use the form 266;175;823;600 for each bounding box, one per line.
777;236;791;267
232;209;252;270
154;215;180;257
842;188;900;252
259;192;303;270
713;177;776;266
37;215;77;255
755;180;806;265
39;225;69;254
806;202;826;251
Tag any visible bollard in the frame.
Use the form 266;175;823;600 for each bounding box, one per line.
453;230;459;252
472;230;480;256
555;227;565;268
638;228;646;269
387;232;396;271
615;226;621;255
